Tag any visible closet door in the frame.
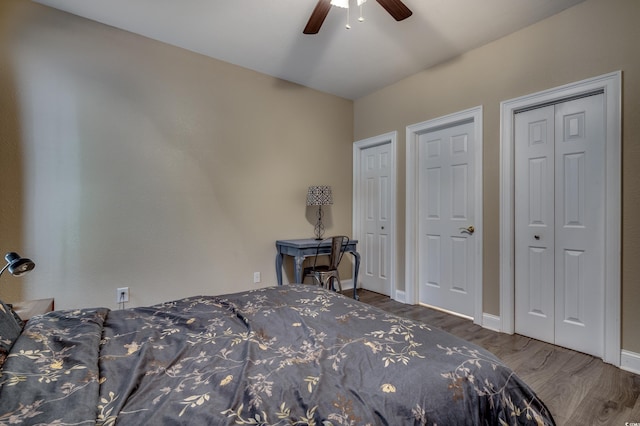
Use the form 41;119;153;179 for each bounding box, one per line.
515;105;556;343
514;94;605;358
553;95;605;356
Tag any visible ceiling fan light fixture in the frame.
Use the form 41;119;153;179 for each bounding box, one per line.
330;0;367;10
304;0;409;35
330;0;368;29
358;0;366;22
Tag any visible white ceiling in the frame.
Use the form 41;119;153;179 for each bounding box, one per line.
32;0;585;100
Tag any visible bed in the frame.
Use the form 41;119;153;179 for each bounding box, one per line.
0;285;555;425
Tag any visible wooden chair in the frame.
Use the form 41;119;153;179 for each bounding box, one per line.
303;236;350;292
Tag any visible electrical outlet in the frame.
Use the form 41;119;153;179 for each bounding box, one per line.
253;272;261;283
116;287;129;303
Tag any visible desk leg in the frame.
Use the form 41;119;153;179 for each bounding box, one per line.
276;253;284;286
350;251;361;300
294;255;305;284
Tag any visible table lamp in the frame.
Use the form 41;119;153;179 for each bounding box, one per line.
306;185;333;240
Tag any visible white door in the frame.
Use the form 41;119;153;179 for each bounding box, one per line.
360;143;392;296
418;121;476;317
514;105;556;343
515;94;605;357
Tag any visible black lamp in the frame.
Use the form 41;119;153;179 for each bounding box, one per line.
0;252;35;278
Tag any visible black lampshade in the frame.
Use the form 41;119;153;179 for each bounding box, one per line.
4;252;35;277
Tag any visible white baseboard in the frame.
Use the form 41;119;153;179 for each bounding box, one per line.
340;280;354;292
621;350;640;375
389;291;501;331
349;285;407;303
482;313;502;332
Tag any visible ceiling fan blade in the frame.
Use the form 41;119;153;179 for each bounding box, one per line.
303;0;332;34
376;0;412;21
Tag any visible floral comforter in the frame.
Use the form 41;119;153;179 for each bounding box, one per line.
0;285;555;425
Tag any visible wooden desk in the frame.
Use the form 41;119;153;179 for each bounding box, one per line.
275;238;360;299
13;298;54;321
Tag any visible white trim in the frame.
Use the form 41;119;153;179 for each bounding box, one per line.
340;279;354;291
621;350;640;375
499;71;621;366
482;313;502;333
353;132;398;300
405;106;483;325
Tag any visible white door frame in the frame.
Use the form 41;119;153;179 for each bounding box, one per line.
405;106;483;325
499;71;621;366
353;132;397;299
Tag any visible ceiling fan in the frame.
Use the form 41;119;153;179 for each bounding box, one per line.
303;0;412;34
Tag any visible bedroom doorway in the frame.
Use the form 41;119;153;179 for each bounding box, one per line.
353;132;397;298
405;107;483;323
514;94;605;358
500;71;621;366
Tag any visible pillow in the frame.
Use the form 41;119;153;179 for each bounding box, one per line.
0;299;24;368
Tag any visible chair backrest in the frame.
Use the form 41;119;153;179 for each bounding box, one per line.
328;235;349;269
313;235;349;269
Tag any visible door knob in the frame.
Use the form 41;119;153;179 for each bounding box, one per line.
459;225;475;235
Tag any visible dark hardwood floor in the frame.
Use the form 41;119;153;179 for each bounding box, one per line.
351;288;640;426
